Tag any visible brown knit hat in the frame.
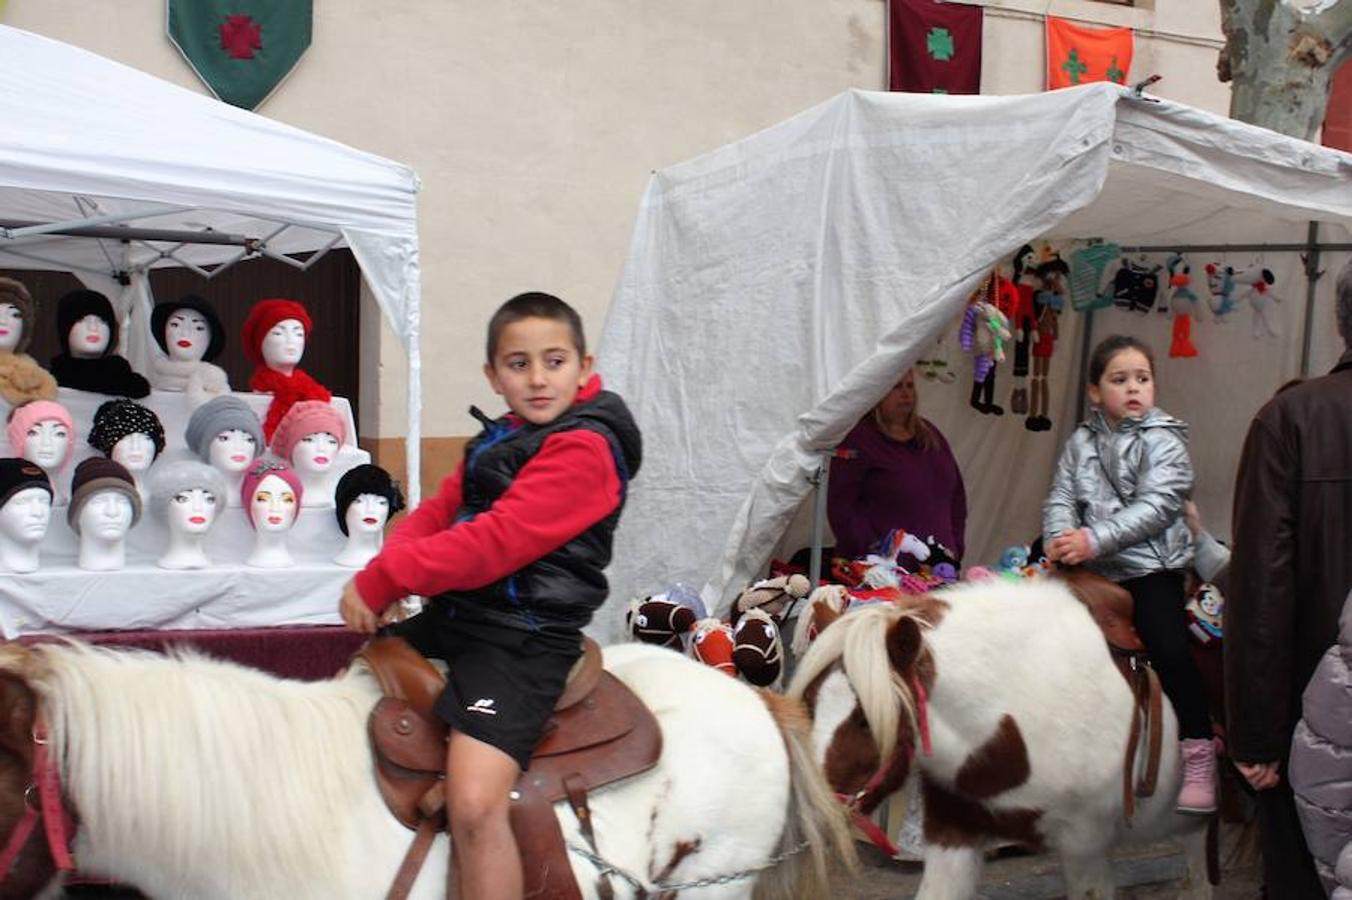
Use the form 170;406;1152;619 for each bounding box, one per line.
68;457;141;533
0;277;36;353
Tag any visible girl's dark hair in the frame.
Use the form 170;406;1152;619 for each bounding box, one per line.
1087;334;1155;385
485;292;586;362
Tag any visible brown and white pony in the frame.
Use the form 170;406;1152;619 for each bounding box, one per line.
0;640;854;899
790;577;1212;899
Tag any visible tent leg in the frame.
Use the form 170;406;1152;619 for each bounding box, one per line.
1300;221;1322;378
808;454;830;587
1074;308;1097;420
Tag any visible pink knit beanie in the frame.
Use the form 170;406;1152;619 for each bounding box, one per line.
7;400;76;462
240;459;305;526
269;400;346;461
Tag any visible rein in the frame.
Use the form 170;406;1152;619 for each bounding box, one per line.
0;712;77;882
835;671;932;857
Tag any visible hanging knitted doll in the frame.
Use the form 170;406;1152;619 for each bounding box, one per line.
242;299;332;442
1024;252;1068;432
1166;253;1202;358
959;274;1013;415
1008;245;1038;415
1235;265;1280;338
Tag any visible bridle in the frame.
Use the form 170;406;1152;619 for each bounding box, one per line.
834;671;933;857
0;710;77;884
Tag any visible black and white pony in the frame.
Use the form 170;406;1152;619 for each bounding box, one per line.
0;639;854;899
790;577;1213;899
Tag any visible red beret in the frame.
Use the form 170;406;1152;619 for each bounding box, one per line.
241;299;312;366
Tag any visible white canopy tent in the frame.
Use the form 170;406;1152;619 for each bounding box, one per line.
596;83;1352;641
0;26;424;501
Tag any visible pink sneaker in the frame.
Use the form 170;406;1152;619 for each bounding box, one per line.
1177;738;1217;815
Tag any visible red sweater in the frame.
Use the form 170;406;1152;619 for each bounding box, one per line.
354;379;624;614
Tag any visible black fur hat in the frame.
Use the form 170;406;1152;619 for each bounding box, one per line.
56;289;118;357
333;464;405;535
150;295;225;361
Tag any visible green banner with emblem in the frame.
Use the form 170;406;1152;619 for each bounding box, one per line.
168;0;311;110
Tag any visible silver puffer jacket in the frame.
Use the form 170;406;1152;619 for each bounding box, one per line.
1043;407;1194;582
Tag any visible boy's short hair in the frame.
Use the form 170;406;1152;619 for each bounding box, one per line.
485;292;586;362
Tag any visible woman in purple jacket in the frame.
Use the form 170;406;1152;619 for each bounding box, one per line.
827;368;967;568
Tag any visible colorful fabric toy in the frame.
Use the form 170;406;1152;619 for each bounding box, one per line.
688;617;737;676
922;537;960;583
1185;583;1224;644
1069;241;1121;311
859;529;930;589
625;596;698;649
1204;263;1240;321
1009;244;1038;414
1166;253;1202;358
960;276;1013;416
731;608;784;687
732;573;810;624
1236;266;1280;338
1112;258;1162;314
1025;250;1068;432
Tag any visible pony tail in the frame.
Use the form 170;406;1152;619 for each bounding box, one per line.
753;691;857;900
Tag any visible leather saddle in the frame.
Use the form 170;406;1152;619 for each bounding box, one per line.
1051;567;1163;820
358;636;662;900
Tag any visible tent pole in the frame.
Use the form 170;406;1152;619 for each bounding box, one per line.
1075;308;1096;420
405;317;422;508
1300;221;1322;377
808;454;830;587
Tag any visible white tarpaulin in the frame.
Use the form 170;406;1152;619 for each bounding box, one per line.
0;26;424;499
596;84;1352;640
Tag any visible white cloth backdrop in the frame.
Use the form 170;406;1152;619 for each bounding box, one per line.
595;84;1352;642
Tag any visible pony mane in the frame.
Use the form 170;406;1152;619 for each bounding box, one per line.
16;641;380;898
786;603;927;760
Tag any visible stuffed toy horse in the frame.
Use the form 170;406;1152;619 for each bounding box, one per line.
859;529;930;589
625;595;698;649
1166;253;1202;358
732;573;811;624
731;607;785;687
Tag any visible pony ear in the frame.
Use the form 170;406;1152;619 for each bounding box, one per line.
885;616;924;675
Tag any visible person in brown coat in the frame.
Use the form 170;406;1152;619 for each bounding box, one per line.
1227;257;1352;898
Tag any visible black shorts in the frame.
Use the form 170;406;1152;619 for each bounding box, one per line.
385;607;582;771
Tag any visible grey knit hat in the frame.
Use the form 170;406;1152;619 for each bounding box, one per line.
0;277;36;353
184;396;264;462
147;459;228;521
67;457;141;533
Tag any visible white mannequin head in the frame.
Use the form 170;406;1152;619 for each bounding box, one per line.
291;432;340;474
79;491;133;541
209;429;259;474
69;314;111;359
164;309;210;363
261;318;306;374
111;433;156;475
0;487;51;545
22;420;72;471
346;493;390;536
149;459;226;569
169;487;219;534
250;473;299;533
0;303;23;353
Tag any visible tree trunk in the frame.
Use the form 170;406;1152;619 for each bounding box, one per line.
1218;0;1352;140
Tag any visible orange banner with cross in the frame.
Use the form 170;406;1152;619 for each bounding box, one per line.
1045;16;1133;90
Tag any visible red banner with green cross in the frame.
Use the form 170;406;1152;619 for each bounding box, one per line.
168;0;312;110
888;0;983;94
1045;16;1133;90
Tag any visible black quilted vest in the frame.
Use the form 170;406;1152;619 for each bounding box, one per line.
432;390;642;640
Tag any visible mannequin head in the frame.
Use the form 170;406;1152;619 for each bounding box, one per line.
271;400;346;472
0;458;52;548
335;464;405;535
151;295;225;363
241;459;303;530
0;278;36;354
7;400;76;472
57;290;119;360
242;299;312;371
150;459;228;534
68;457;141;535
185;396;265;466
88;399;165;473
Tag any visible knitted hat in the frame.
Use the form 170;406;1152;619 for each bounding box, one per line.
333;464;405;535
151;295;225;361
6;400;75;461
0;458;51;508
184;396;264;462
0;277;36;353
241;299;311;366
56;289;118;357
88;399;166;459
269;400;346;461
68;457;141;533
240;458;304;526
148;459;229;521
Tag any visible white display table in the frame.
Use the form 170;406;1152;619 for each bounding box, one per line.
0;387;369;638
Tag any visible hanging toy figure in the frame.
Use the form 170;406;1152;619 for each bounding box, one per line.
1024;250;1067;432
1235;265;1280;338
960;273;1014;415
1112;257;1163;315
1166;253;1201;358
1009;244;1037;415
